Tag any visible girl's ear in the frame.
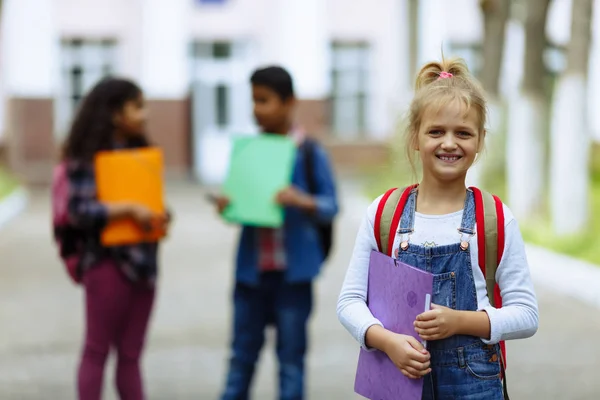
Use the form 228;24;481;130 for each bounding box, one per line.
112;110;123;127
412;131;420;151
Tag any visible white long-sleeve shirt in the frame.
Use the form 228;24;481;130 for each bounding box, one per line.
337;195;539;350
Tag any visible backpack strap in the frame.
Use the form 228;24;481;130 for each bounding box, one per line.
471;187;508;376
374;185;417;256
302;139;316;194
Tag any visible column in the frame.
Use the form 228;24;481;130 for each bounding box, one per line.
588;0;600;141
260;0;330;136
140;0;190;174
1;0;59;183
370;0;410;140
417;0;448;67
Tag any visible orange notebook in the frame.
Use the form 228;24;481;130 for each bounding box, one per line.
94;147;166;246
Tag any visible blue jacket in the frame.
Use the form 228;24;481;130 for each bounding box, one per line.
235;140;339;285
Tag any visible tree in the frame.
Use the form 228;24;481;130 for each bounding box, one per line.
549;0;594;234
408;0;418;83
472;0;511;188
479;0;511;95
506;0;551;220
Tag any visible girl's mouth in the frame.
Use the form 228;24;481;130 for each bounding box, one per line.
436;154;462;163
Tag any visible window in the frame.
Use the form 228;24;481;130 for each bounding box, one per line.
215;84;229;128
448;42;481;78
212;42;231;59
56;39;116;136
330;42;370;138
190;41;236;131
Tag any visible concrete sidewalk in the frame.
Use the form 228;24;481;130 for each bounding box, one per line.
0;179;598;399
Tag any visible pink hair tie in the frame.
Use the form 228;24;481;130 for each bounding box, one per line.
438;71;453;80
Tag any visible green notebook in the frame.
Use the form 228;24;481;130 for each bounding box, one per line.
222;134;297;227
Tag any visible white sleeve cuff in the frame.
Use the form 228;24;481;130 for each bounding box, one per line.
358;320;384;351
481;306;502;345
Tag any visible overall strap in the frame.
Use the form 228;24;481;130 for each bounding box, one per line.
374;185;416;256
457;189;477;236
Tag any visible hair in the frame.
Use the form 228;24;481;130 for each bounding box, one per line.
404;57;487;177
62;77;147;162
250;66;295;101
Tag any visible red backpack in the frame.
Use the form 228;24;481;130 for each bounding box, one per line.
373;185;507;370
51;162;82;284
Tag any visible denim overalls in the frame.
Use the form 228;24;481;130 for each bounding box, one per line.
396;188;504;400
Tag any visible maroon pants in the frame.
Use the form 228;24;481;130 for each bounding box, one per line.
77;260;155;400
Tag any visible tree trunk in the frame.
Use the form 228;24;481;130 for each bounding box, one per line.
506;0;550;220
473;0;511;188
479;0;510;97
408;0;418;84
550;0;594;234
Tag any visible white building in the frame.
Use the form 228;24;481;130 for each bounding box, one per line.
0;0;598;184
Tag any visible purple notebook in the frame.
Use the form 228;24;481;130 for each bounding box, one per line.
354;250;434;400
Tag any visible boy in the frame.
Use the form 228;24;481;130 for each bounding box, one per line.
215;66;339;400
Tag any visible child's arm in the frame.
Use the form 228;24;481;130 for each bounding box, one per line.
206;194;229;214
478;215;539;344
414;210;539;343
305;144;338;222
67;161;154;230
414;305;492;340
275;186;317;212
337;198;384;350
338;199;431;378
277;144;338;222
66;161;112;229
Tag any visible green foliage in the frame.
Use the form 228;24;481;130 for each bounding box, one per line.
0;166;18;199
516;143;600;265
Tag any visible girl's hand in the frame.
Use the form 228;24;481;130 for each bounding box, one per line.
383;333;431;379
158;210;173;235
129;204;157;232
414;303;460;341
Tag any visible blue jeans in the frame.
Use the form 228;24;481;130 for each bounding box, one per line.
221;272;313;400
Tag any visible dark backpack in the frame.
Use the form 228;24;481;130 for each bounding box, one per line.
302;138;334;262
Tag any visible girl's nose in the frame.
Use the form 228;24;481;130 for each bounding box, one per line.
441;133;457;149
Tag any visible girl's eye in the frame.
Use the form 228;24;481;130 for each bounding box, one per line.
457;131;473;137
429;130;443;136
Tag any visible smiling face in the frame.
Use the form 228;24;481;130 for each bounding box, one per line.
415;99;484;184
113;93;147;138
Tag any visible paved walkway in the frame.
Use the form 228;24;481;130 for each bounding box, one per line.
0;180;598;399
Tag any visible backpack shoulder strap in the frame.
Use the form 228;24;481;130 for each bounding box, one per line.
374;185;416;256
302;138;316;194
470;187;505;307
374;188;401;256
52;161;70;225
471;186;507;371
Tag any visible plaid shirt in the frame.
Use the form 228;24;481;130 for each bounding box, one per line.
256;128;305;272
257;227;286;272
64;159;158;286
